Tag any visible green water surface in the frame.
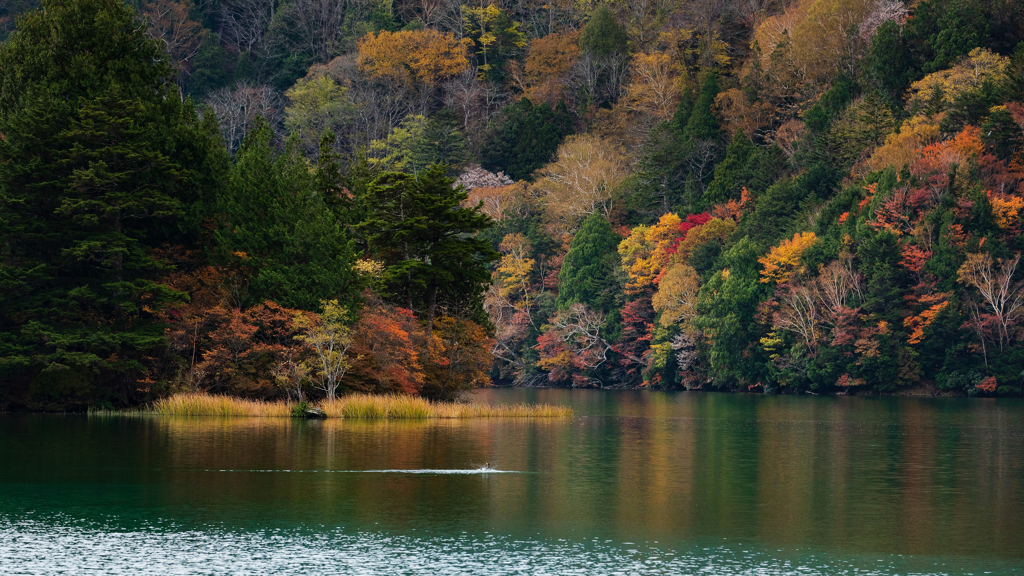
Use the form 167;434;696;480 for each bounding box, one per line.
1;390;1022;574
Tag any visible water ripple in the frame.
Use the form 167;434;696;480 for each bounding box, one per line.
0;518;1001;576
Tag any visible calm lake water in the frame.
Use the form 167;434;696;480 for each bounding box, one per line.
1;389;1023;575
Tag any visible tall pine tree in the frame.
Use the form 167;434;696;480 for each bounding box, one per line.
0;0;223;408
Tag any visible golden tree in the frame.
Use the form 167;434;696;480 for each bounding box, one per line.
532;134;628;235
618;213;683;293
357;29;472;86
758;232;819;284
652;263;701;328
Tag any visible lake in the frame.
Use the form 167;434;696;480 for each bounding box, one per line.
1;389;1022;575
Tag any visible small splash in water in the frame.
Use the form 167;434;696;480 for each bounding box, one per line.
205;468;521;474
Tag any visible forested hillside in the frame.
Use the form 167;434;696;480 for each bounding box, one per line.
2;0;1023;409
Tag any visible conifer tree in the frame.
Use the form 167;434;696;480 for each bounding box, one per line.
481;98;573;181
216;121;361;313
0;0;222;406
357;165;497;329
556;213;623;314
579;4;627;59
704;129;755;206
684;72;721;141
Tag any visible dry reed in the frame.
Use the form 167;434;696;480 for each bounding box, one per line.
153;392;292;417
150;392;572;419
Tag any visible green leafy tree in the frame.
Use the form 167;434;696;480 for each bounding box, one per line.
410;109;471;174
481;97;573;181
462;5;527;83
694;237;769;388
216;120;361;312
703;129;755;206
284;74;351;154
580;4;628;58
684;72;722;141
0;0;222;407
864;22;916;106
556;212;623;315
803;74;857;134
356;164;498;329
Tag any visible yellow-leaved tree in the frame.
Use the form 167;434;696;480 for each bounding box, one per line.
621;51;683;120
532;134;628;235
906;48;1009;112
617;213;682;294
294;299;354;401
652;263;701;328
758;232;819;284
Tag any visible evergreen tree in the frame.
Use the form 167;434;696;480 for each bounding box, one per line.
684;73;722;141
0;0;222;407
216;121;361;313
703;129;755;206
556;213;623;314
481;98;573;181
357;165;498;329
1004;42;1024;102
694;237;769;388
803;75;857;134
865;22;915;106
411;109;471;174
579;4;628;58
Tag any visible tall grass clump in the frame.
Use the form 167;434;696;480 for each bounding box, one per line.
150;392;572;418
153;393;292;417
318;394;572;419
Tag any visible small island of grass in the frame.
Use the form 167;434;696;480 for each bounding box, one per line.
145;392;572;419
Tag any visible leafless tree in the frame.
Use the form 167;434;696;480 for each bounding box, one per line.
267;0;349;64
397;0;461;29
216;0;275;55
204;83;284;154
142;0;207;92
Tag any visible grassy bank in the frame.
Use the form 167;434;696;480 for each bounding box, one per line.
151;392;572;419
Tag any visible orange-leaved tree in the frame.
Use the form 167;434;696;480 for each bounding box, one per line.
348;295;425;395
357;29;472;86
423;315;494;401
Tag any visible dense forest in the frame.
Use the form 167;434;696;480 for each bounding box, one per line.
1;0;1023;410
